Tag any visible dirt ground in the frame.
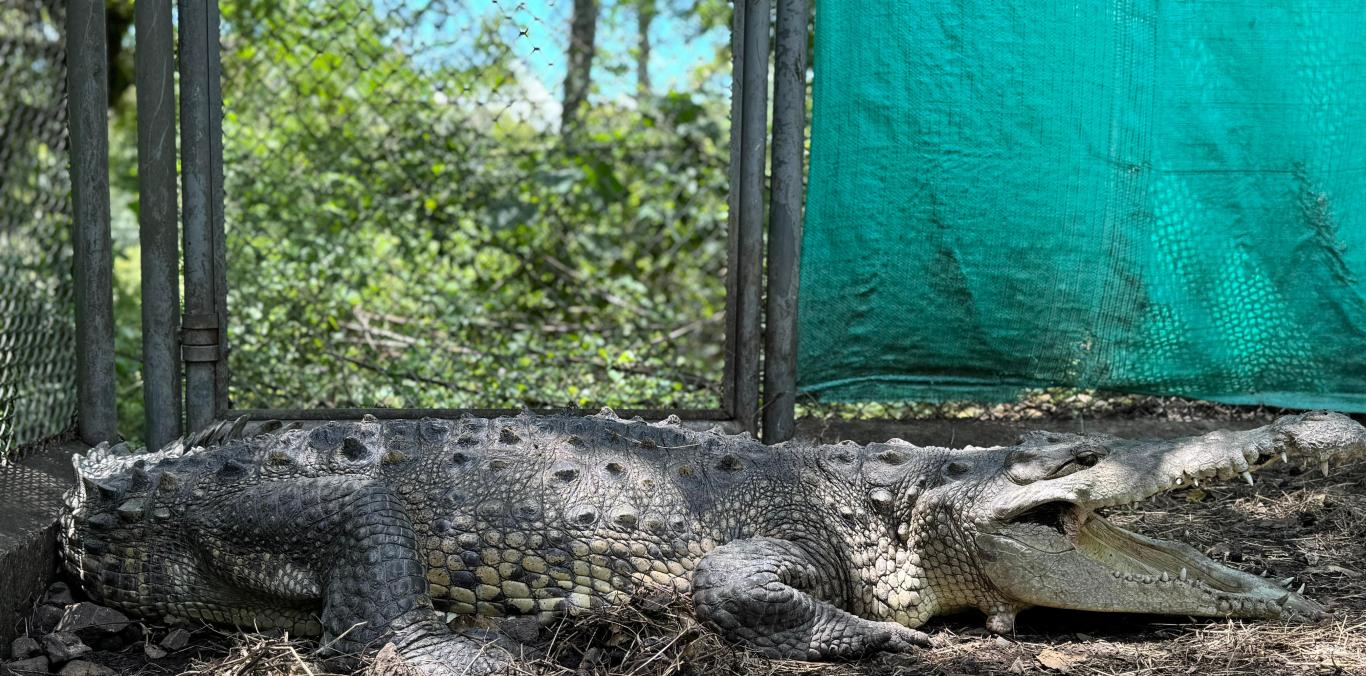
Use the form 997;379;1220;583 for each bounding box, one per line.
11;403;1366;676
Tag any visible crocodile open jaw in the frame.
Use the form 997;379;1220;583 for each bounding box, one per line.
976;470;1331;621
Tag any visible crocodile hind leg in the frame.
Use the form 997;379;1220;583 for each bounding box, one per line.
197;477;513;675
691;537;929;660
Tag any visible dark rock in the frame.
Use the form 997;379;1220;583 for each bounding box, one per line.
3;655;50;674
8;638;41;661
143;644;166;660
32;605;64;634
158;628;190;651
43;582;75;607
41;631;90;664
91;634;126;653
55;604;128;643
57;661;116;676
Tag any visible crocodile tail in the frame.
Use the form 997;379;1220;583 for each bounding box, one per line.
63;416;291;523
182;415;260;450
62;442;121;588
61;430;196;589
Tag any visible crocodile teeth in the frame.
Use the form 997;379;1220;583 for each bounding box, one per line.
1297;582;1306;594
1281;452;1289;463
1193;478;1200;487
1179;567;1188;581
1280;577;1294;588
1159;572;1170;582
1321;462;1330;478
1241;471;1255;486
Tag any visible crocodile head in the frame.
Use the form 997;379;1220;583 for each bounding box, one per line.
928;411;1366;630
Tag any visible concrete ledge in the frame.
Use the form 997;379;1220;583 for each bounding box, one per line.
0;441;84;657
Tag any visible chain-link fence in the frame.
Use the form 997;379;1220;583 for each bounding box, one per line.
0;0;77;462
219;0;733;413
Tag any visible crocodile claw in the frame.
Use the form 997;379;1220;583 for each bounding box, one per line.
881;623;932;653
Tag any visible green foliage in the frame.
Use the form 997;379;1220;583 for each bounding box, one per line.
107;0;732;441
216;0;731;413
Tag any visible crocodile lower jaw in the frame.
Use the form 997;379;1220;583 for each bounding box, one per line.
976;502;1326;621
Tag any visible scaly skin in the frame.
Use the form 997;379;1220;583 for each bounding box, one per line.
59;410;1366;674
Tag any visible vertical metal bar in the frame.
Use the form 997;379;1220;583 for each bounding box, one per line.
136;0;182;450
178;0;224;433
762;0;808;444
722;0;746;420
207;1;230;418
66;0;117;445
736;0;770;436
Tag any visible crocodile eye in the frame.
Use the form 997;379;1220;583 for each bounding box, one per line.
1074;451;1100;468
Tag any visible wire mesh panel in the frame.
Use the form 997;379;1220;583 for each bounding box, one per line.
0;0;77;461
219;0;733;414
800;2;1366;411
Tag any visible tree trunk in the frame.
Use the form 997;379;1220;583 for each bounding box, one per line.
106;0;135;106
561;0;600;142
636;0;655;100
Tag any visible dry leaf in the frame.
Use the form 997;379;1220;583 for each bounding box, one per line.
1037;648;1086;673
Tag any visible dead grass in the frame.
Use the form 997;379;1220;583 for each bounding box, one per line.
177;630;339;676
147;457;1366;676
798;389;1302;424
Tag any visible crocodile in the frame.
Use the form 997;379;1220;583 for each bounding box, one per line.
60;410;1366;674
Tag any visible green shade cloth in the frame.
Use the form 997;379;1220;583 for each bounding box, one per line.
798;1;1366;410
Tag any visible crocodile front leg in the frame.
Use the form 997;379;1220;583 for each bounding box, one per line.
200;477;513;675
691;537;929;660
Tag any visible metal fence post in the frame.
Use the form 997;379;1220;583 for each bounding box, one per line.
736;0;771;437
178;0;227;433
209;2;229;420
722;0;745;423
66;0;117;445
137;0;183;450
762;0;808;444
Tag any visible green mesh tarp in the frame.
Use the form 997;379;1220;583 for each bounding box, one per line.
798;1;1366;410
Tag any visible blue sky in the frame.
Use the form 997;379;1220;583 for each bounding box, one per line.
383;0;729;103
